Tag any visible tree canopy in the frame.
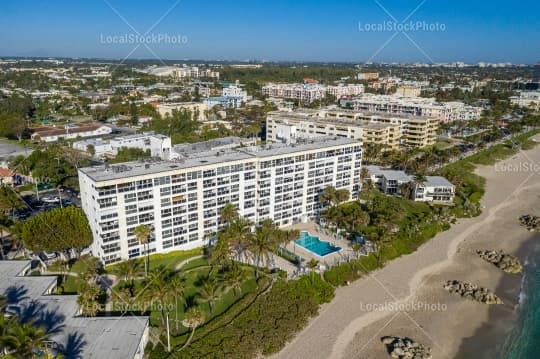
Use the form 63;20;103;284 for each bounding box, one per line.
18;206;92;257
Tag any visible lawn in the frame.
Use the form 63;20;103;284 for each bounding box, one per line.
110;264;260;333
106;248;204;275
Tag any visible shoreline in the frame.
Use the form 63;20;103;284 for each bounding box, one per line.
271;134;540;359
455;234;540;359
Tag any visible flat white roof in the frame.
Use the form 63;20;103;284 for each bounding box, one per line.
79;136;360;183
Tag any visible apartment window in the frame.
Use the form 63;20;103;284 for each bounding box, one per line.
100;213;118;220
138;204;153;213
126;216;138;226
161;208;172;218
163;240;173;249
139;213;154;223
97;185;116;197
172;185;186;194
154;176;171;186
161;198;171;207
160;187;171;196
118;182;135;193
136;179;153;190
137;191;153;201
171;173;186;183
162;218;172;228
98;197;117;209
187;171;200;180
217;166;230;175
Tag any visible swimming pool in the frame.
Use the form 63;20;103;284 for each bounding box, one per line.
295;231;341;257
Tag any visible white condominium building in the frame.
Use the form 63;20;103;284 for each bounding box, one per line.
326;84;365;98
510;91;540;110
262;83;327;103
78;137;362;264
343;94;482;122
262;83;364;103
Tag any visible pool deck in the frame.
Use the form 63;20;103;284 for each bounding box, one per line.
282;222;356;269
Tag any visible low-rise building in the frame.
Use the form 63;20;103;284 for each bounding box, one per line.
203;96;244;109
510;91;540;109
30;123;113;142
357;72;379;81
0;260;149;359
73;132;172;159
156;102;208;121
366;166;455;203
414;176;455;203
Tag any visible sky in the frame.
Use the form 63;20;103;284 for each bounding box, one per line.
0;0;539;64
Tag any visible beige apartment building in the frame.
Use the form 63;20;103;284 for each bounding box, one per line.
267;108;437;149
266;111;399;150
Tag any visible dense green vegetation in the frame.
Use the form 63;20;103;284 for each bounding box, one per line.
16;206;92;258
108;147;151;163
172;275;334;358
9;145;89;187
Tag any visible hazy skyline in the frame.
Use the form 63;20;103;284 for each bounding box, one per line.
1;0;539;64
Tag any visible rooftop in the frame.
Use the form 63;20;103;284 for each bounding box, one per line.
268;111;399;130
0;260;148;359
424;176;455;187
79;136;360;183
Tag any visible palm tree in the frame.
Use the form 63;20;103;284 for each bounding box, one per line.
352;243;362;259
320;186;337;207
169;276;185;331
400;182;414;200
209;233;234;270
248;219;280;278
115;259;142;296
144;268;173;327
10;323;49;359
179;307;205;351
198;278;221;315
335;189;351;204
77;284;101;317
227;217;253;263
0;214;12;260
134;225;152;277
224;266;243;297
219;203;238;226
306;258;319;272
0;313;18;355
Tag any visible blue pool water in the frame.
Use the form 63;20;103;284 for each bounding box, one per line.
295;231;341;257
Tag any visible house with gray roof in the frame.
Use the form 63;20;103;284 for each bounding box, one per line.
0;261;149;359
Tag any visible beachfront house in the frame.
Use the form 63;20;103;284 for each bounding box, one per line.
366;166;455;204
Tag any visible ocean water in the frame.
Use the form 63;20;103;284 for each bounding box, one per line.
500;242;540;359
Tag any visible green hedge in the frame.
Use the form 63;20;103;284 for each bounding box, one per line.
172;275;334;358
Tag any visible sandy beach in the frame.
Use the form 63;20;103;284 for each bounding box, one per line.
271;134;540;359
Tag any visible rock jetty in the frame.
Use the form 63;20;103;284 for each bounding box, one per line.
443;280;503;304
519;214;539;232
476;250;523;274
381;336;432;359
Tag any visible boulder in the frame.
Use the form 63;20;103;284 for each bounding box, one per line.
477;250;523;274
381;336;432;359
519;214;539;232
443;280;503;305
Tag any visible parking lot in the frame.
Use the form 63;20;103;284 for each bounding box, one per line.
13;186;81;221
